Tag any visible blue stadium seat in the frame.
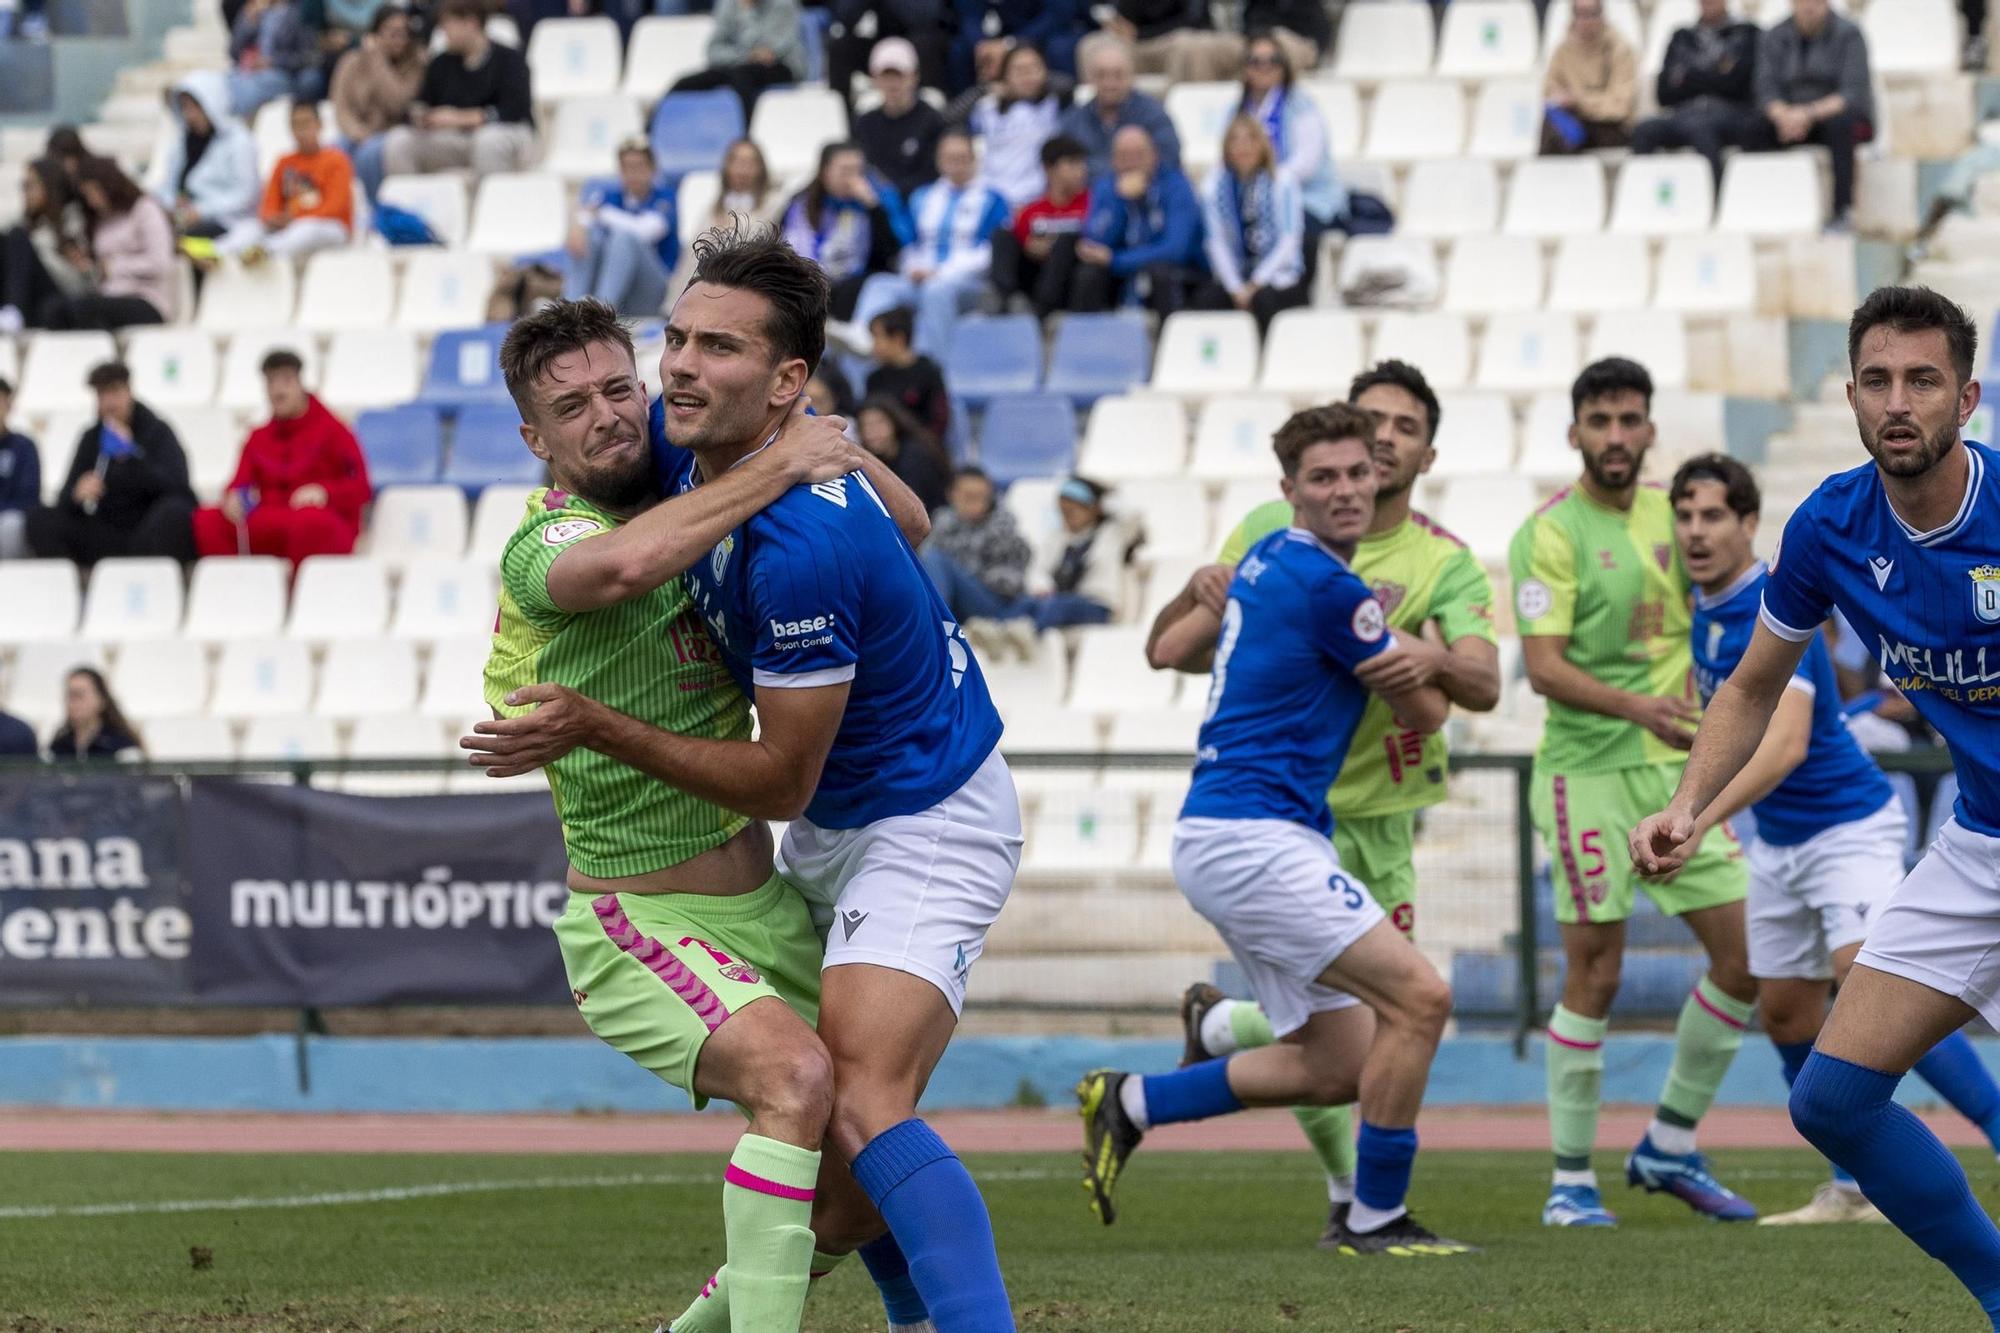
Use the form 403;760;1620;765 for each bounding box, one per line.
944;314;1041;407
355;405;445;486
978;393;1076;488
1043;312;1151;406
649;90;746;180
420;326;514;410
446;403;547;496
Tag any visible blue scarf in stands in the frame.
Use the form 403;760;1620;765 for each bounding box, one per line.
1221;169;1277;267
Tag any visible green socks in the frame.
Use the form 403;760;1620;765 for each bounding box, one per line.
1658;975;1754;1130
667;1135;820;1333
1227;999;1277;1050
1217;999;1358;1190
669;1249;849;1333
1546;1004;1608;1171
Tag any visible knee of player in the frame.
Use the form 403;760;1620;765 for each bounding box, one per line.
1403;975;1455;1037
1786;1060;1856;1148
751;1039;837;1137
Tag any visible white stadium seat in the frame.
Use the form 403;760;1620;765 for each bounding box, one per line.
1300;81;1363;161
1212;477;1282;538
1863;0;1958;74
1521;391;1578;480
109;637;210;720
1188;394;1293;481
624;15;715;101
30;412;92;503
1362;80;1466;160
123;327;218;406
392;558;499;642
1334;3;1435;80
749;87;851;178
1260;308;1365;398
218;330;322;412
296;249;397;333
1468;78;1542;159
288;555;391;641
212;638;316;718
982;657;1068;719
419;635;493;719
1118;478;1212;559
394;250;497;333
1165;82;1242;176
368;486;470;566
1542;1;1643;64
317;637;421;717
184;557;289;643
0;560;79;643
466;172;569;256
1504;158;1606;236
1069;628;1176;713
1373;313;1472;390
321;329;421;412
1399;157;1502;238
1105;708;1201;756
468;484;539;562
79;558;182;642
339;713;452;794
1154;312;1259;396
1437;1;1540;77
1587;310;1690;389
161;406;243;500
239;713;341;760
1429;392;1518;476
1609;154;1715;235
1139;553;1207;623
1654;234;1756;313
1477;312;1582;393
1442;234;1544;313
3;640;103;727
377;174;469;249
677;170;722;246
526;16;623;101
19;331;118;415
196;258;298;332
542;93;644;180
1078;394;1188;480
1716;151;1824;236
143;715;238;761
1435;472;1537;563
1546;233;1653;311
1026;789;1141;874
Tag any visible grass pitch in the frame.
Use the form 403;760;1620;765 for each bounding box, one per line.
2;1147;1990;1331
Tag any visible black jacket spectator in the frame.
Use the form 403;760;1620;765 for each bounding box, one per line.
0;425;38;558
867;355;952;448
47;722;140;761
857;99;948;199
1631;14;1761;186
417;41;535;127
1119;0;1210;41
1242;0;1330;58
1745;6;1874;223
26;401;195;565
0;709;35;758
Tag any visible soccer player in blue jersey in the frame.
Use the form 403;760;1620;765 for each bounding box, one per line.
1075;403;1475;1258
1670;451;2000;1226
1635;286;2000;1324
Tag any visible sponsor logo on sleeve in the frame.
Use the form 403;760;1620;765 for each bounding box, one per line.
541;518;602;546
1351;598;1386;644
1516;578;1553;620
768;613;838;651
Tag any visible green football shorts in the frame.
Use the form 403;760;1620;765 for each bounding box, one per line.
1531;763;1747;927
552;873;823;1108
1334;810;1419;938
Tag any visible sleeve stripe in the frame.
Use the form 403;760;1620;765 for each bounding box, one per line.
1784;676;1817;698
753;665;857;689
1758;602;1816;643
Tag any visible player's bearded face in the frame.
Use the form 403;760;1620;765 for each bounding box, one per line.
1851;326;1972;479
662;284;797;454
531;345;652;511
1572;389;1653;491
1862;412;1958;478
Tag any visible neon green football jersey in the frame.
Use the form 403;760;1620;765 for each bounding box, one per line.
484;487;751;879
1506;483;1693;774
1218;500;1497;817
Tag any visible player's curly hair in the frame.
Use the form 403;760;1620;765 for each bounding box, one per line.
1348;358;1441;444
497;297;635;421
1849;285;1977;386
1271;402;1376;478
1670;453;1761;519
689;222;830;377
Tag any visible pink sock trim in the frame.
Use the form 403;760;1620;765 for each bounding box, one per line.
724;1162;816;1202
1691;984;1748;1031
593;894;729;1032
1547;1030;1603;1051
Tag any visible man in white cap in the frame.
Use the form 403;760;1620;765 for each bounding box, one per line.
855;36;947;199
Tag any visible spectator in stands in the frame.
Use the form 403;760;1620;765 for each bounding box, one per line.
831;1;952;103
1540;0;1638;154
192;349;371;567
0;159;90;333
1240;0;1325;70
989;134;1090;317
1631;0;1761;188
1193;114;1307;333
781;141;902;320
24;363;194;565
668;0;807;122
709;138;782;231
0;706;35;759
226;0;326;118
921;465;1032;620
1234;30;1341;269
214;99;354;261
1060;35;1181;178
0;379;36;559
968;43;1065;210
850;129;1010;359
1071;124;1204;316
865;305;951;446
806;361;858;418
1112;0;1227;83
383;0;535;181
858;394;952;512
565;137;676;317
856;37;946;200
952;0;1085;91
1748;0;1873;233
42;158;177;331
148;72;261;242
304;0;391;89
43;125;86;183
991;475;1136;647
328;4;424;200
47;668;142;763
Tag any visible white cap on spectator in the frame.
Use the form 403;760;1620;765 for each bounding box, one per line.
869;37;919;76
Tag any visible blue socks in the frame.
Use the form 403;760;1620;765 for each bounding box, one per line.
851;1118;1013;1333
1914;1030;2000;1154
1775;1039;1857;1185
1356;1122;1419;1212
1791;1050;2000;1324
1139;1058;1244;1126
858;1232;930;1327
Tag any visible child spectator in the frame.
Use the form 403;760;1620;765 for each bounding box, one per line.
864;305;951;447
857;394;952;513
989;134;1090;317
566;137;677;317
214;99;354;261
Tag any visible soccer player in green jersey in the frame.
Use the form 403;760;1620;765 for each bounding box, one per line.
1508;357;1757;1228
1147;360;1501;1245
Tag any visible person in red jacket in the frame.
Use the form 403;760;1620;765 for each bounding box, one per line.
191;348;371;565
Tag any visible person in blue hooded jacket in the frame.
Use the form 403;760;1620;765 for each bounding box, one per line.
1068;124;1204;316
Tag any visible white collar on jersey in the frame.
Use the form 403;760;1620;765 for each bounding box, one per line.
1887;440;1984;547
1284;524;1357;570
1692;561;1763;611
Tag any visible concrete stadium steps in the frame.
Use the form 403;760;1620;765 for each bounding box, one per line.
973;952;1228;1009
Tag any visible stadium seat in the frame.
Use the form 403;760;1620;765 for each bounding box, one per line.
982;657;1068;719
79;557;182;642
30;412;91;503
1587;310;1690;389
1069;628;1176;712
468;483;539;561
465;172;567;256
1333;3;1435;79
542;93;643;181
143;715;238;761
366;485;469;565
0;560;79;644
526;16;622;102
1546;234;1652;311
649;90;747;180
1105;708;1201;755
377;174;470;249
996;706;1103;757
317;637;420;717
1863;0;1958;74
1609;154;1715;235
395;251;497;333
195;258;298;333
944;314;1041;406
676;169;722;243
419;635;492;718
239;713;340;760
1373;313;1473;390
1442;234;1544;312
3;639;103;726
162;406;246;499
218;330;322;412
1715;151;1824;236
338;712;452;794
0;338;20;392
123;327;218;407
1468;78;1542;159
321;329;421;411
212;638;315;718
1165;82;1241;176
19;331;118;415
1188;393;1292;480
1477;312;1583;392
298;250;398;335
625;15;716;101
419;326;512;410
1001;475;1061;560
1399;158;1502;238
1025;788;1142;873
1435;472;1536;563
977;393;1077;488
1044;313;1151;405
1520;391;1578;481
392;558;498;642
1138;553;1207;623
355;405;445;487
1503;158;1607;236
1651;389;1726;460
1542;0;1643;63
1361;80;1466;160
109;637;209;720
1436;1;1539;77
1118;477;1211;558
1300;81;1363;161
1653;234;1755;313
749;87;850;178
1077;394;1188;481
251;98;334;177
288;555;391;641
1154;312;1258;397
1259;308;1365;397
446;402;547;494
1430;392;1518;476
183;557;288;643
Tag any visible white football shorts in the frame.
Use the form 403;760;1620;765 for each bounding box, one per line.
1857;815;2000;1030
1747;800;1907;981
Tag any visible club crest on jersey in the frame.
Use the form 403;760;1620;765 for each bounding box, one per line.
1516;578;1553;620
1351;598;1386;643
1972;565;2000;623
1653;543;1671;572
1370;581;1407;617
542;518;601;545
711;534;734;583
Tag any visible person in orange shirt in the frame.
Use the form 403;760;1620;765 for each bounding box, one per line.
215;100;353;261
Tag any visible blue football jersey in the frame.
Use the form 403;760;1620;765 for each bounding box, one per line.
1692;564;1891;845
1761;439;2000;836
1181;528;1393;835
650;402;1004;829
